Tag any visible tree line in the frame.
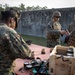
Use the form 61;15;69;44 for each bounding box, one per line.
0;3;48;12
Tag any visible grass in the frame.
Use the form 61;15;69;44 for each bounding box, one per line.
21;34;66;47
21;34;47;46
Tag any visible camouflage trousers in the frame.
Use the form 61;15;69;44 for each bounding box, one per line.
2;69;15;75
3;72;14;75
3;61;16;75
47;39;60;48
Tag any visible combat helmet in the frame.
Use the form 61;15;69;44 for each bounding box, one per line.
52;11;61;18
1;8;20;28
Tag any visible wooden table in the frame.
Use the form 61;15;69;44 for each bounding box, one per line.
14;44;51;75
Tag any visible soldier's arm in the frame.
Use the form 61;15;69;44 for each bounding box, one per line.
5;31;31;59
68;24;71;32
67;29;75;46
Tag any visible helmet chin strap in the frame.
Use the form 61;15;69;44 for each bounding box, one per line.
15;18;18;29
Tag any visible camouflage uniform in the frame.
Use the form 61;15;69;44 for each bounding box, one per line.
46;11;62;47
0;23;31;75
65;18;75;44
68;21;75;32
46;21;62;47
67;28;75;47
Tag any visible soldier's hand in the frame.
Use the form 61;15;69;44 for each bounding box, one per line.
65;30;70;35
60;30;67;34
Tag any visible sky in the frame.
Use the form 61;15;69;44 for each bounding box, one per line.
0;0;75;9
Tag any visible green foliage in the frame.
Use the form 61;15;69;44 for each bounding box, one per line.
0;7;4;11
0;3;48;12
21;34;47;46
3;4;9;10
19;3;25;12
21;34;66;47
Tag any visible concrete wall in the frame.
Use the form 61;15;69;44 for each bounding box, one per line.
17;7;75;38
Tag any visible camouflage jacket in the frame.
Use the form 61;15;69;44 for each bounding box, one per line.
0;23;31;74
46;21;62;40
68;21;75;32
67;28;75;47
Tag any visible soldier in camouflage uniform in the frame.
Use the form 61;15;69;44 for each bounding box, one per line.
68;14;75;32
67;29;75;47
0;8;31;75
67;14;75;46
64;14;75;43
46;11;67;47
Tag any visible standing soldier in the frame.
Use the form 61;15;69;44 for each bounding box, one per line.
46;11;66;47
64;14;75;43
67;29;75;47
68;14;75;32
67;14;75;46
